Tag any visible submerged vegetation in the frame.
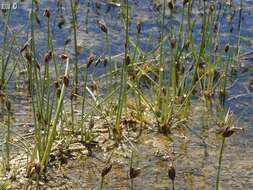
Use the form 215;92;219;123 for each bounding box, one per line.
0;0;252;189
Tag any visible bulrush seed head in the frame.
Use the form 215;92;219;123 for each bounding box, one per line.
60;53;70;60
209;4;215;13
137;20;142;34
101;164;112;177
97;20;108;34
222;127;235;138
25;51;33;64
183;0;189;5
63;76;69;87
126;55;131;65
34;162;41;175
87;53;95;68
5;99;11;111
168;1;174;10
103;58;108;67
54;81;60;89
129;167;141;179
44;51;52;63
20;43;30;53
168;164;176;181
225;44;230;53
170;37;177;49
44;9;50;18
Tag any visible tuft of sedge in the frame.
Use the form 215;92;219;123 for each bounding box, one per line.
44;9;50;18
87;53;95;68
97;20;108;34
168;164;176;181
129;167;141;179
101;164;112;177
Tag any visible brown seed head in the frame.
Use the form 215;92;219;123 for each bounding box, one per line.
170;37;177;49
168;1;174;10
222;127;235;138
44;9;50;18
25;51;33;64
168;165;176;181
101;164;112;177
54;81;60;89
5;99;11;111
225;44;230;53
129;167;141;179
137;21;141;34
209;4;215;13
126;55;131;65
44;51;52;63
63;75;69;87
60;53;70;60
97;20;108;34
183;0;189;5
87;53;95;68
34;162;41;175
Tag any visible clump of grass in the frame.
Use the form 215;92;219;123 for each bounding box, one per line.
40;54;70;173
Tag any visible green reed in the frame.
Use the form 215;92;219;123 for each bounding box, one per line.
0;9;10;90
115;0;130;134
70;0;79;93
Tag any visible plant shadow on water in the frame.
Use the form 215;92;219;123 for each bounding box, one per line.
0;0;253;189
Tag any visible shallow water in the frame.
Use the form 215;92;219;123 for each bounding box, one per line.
0;0;253;189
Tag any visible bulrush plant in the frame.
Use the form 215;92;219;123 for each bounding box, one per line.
39;53;70;174
99;152;114;190
215;109;239;190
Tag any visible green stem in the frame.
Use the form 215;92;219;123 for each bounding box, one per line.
216;137;225;190
40;58;70;172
